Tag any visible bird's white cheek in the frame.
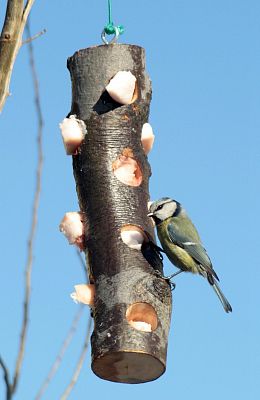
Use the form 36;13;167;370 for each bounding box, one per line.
147;201;156;227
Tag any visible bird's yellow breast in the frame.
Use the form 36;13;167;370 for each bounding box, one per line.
157;220;200;274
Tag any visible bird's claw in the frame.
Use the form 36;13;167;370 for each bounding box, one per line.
169;281;176;291
153;269;163;278
153;269;176;290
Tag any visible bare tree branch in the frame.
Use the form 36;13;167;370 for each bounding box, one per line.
0;0;35;112
0;356;11;400
22;28;46;45
34;248;89;398
23;0;36;22
10;19;43;397
60;316;92;400
34;306;84;400
76;249;88;280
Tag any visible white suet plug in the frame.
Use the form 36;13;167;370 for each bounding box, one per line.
141;123;155;154
59;211;86;250
71;284;95;306
59;115;86;155
121;226;145;250
106;71;137;105
128;321;152;332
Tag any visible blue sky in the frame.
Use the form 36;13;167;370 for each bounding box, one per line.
0;0;259;399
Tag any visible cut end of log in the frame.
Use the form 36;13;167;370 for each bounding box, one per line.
92;352;165;384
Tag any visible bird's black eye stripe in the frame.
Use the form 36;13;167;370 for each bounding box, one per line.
156;204;163;211
172;202;181;217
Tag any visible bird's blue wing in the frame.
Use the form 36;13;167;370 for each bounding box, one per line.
183;243;212;269
167;222;191;247
167;223;218;280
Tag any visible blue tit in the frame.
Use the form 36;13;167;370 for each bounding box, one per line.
147;197;232;313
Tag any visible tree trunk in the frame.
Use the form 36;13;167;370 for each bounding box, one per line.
67;44;172;384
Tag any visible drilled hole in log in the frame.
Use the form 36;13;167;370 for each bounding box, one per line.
126;303;158;332
112;148;143;187
93;90;122;115
121;225;146;250
131;81;138;103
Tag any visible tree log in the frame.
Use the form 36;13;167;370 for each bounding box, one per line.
67;44;172;384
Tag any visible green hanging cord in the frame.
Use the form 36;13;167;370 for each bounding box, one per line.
101;0;124;44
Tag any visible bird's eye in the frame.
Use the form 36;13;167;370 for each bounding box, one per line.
157;204;163;211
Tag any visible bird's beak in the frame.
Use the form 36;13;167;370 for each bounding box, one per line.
147;212;153;217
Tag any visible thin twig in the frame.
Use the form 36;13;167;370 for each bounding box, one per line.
0;0;35;112
10;19;43;396
34;244;90;398
60;316;92;400
34;306;84;400
75;249;88;281
22;28;46;45
0;356;11;400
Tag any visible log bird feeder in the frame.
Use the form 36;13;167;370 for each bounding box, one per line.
62;44;172;383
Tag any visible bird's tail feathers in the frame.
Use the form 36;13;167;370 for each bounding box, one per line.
212;279;232;313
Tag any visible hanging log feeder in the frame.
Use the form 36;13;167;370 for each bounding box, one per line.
66;44;172;384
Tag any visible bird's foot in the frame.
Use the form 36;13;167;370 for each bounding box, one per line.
153;269;177;291
164;270;183;280
153;269;165;279
169;281;176;291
